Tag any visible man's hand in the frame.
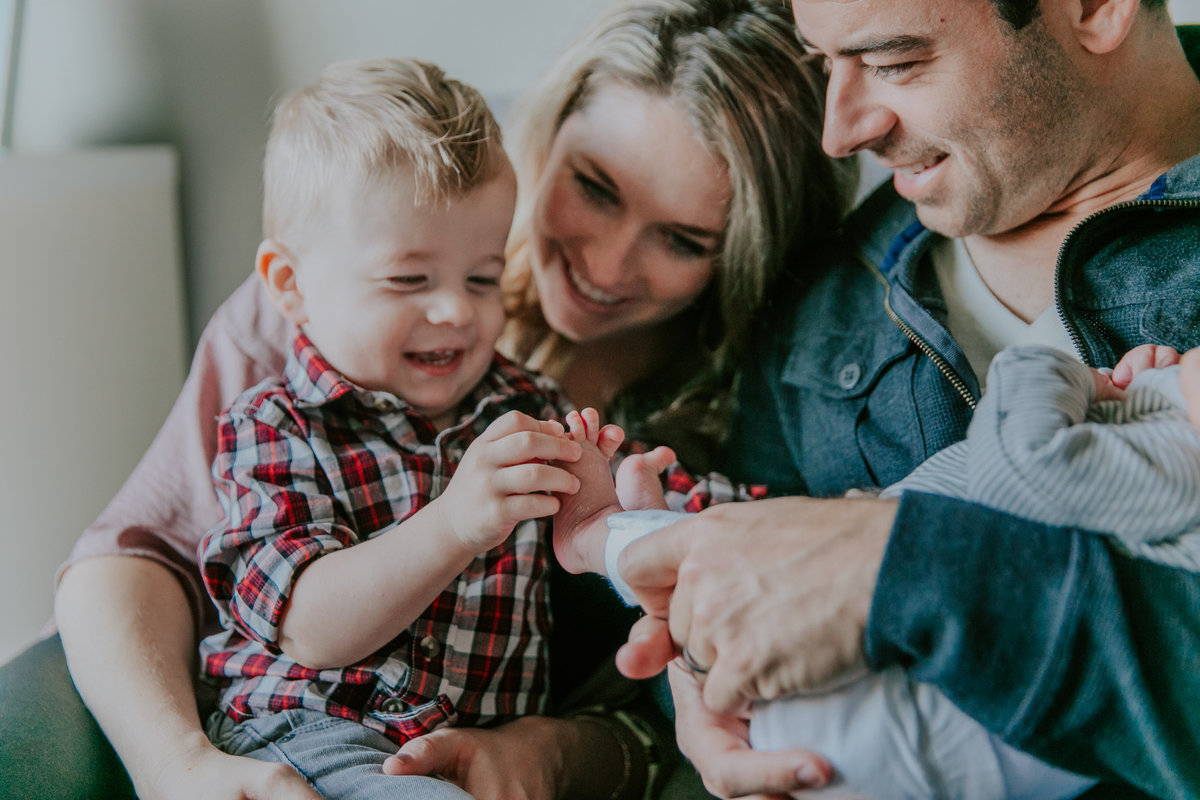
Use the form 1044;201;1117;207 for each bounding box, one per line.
383;715;627;800
666;662;833;800
617;497;896;714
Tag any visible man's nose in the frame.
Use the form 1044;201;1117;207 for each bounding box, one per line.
822;63;895;159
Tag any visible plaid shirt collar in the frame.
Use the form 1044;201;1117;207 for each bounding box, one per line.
284;331;543;419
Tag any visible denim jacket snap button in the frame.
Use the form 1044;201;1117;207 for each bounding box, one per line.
381;698;404;713
838;363;862;390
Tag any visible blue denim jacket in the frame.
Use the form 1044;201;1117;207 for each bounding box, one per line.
723;144;1200;795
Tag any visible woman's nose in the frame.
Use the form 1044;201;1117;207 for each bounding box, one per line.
579;223;638;287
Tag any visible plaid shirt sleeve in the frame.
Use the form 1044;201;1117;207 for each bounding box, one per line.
200;394;358;651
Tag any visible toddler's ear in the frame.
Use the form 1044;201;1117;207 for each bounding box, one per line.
256;239;308;326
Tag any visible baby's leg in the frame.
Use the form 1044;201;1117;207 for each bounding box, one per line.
552;409;625;574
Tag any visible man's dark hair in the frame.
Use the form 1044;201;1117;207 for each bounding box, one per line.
992;0;1166;29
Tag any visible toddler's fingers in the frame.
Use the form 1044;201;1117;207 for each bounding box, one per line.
497;462;581;496
490;429;583;466
501;493;562;522
479;409;545;441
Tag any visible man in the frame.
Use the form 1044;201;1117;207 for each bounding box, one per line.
617;1;1200;797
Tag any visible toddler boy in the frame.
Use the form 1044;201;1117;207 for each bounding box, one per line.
198;57;584;799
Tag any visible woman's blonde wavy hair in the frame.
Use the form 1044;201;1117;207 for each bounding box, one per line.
498;0;856;460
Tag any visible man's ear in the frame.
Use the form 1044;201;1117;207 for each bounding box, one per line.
256;239;309;326
1070;0;1139;55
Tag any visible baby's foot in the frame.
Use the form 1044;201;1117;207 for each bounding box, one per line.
552;408;625;573
614;447;675;511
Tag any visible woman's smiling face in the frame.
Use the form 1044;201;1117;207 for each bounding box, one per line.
530;83;731;344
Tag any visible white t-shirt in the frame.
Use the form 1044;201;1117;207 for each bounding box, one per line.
931;237;1077;390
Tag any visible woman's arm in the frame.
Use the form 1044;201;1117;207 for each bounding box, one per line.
56;556;319;800
53;276;302;797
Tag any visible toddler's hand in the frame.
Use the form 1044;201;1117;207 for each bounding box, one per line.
438;410;581;552
1110;343;1181;389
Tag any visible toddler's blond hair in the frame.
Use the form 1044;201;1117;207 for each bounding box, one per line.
262;57;505;241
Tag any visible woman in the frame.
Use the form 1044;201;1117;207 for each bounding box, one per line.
2;1;852;798
501;0;851;470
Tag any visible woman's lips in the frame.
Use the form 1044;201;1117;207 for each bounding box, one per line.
564;260;623;308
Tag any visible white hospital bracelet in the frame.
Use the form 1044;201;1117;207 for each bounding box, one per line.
605;510;688;606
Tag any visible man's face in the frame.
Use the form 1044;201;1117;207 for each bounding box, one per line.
793;0;1092;238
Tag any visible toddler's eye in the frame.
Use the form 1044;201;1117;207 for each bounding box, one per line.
468;275;501;289
387;275;427;290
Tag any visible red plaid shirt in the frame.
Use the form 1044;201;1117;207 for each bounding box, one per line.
199;334;570;744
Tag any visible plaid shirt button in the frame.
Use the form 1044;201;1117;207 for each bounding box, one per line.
419;635;443;659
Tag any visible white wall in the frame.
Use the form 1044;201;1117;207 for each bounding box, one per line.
1175;0;1200;21
0;148;186;664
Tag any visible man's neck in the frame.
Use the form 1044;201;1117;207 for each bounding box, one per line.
965;144;1198;323
961;24;1200;322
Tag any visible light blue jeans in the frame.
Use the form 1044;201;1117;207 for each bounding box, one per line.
207;709;474;800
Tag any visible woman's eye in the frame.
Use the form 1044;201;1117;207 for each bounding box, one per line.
574;172;618;207
666;231;710;260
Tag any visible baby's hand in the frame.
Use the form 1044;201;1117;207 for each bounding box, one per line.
1180;347;1200;427
1110;343;1181;389
439;410;581;553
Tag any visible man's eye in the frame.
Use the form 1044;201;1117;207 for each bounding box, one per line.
574;172;618;207
865;62;915;80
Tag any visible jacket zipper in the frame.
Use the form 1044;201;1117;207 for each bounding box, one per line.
1054;197;1200;364
856;251;978;411
860;196;1200;409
